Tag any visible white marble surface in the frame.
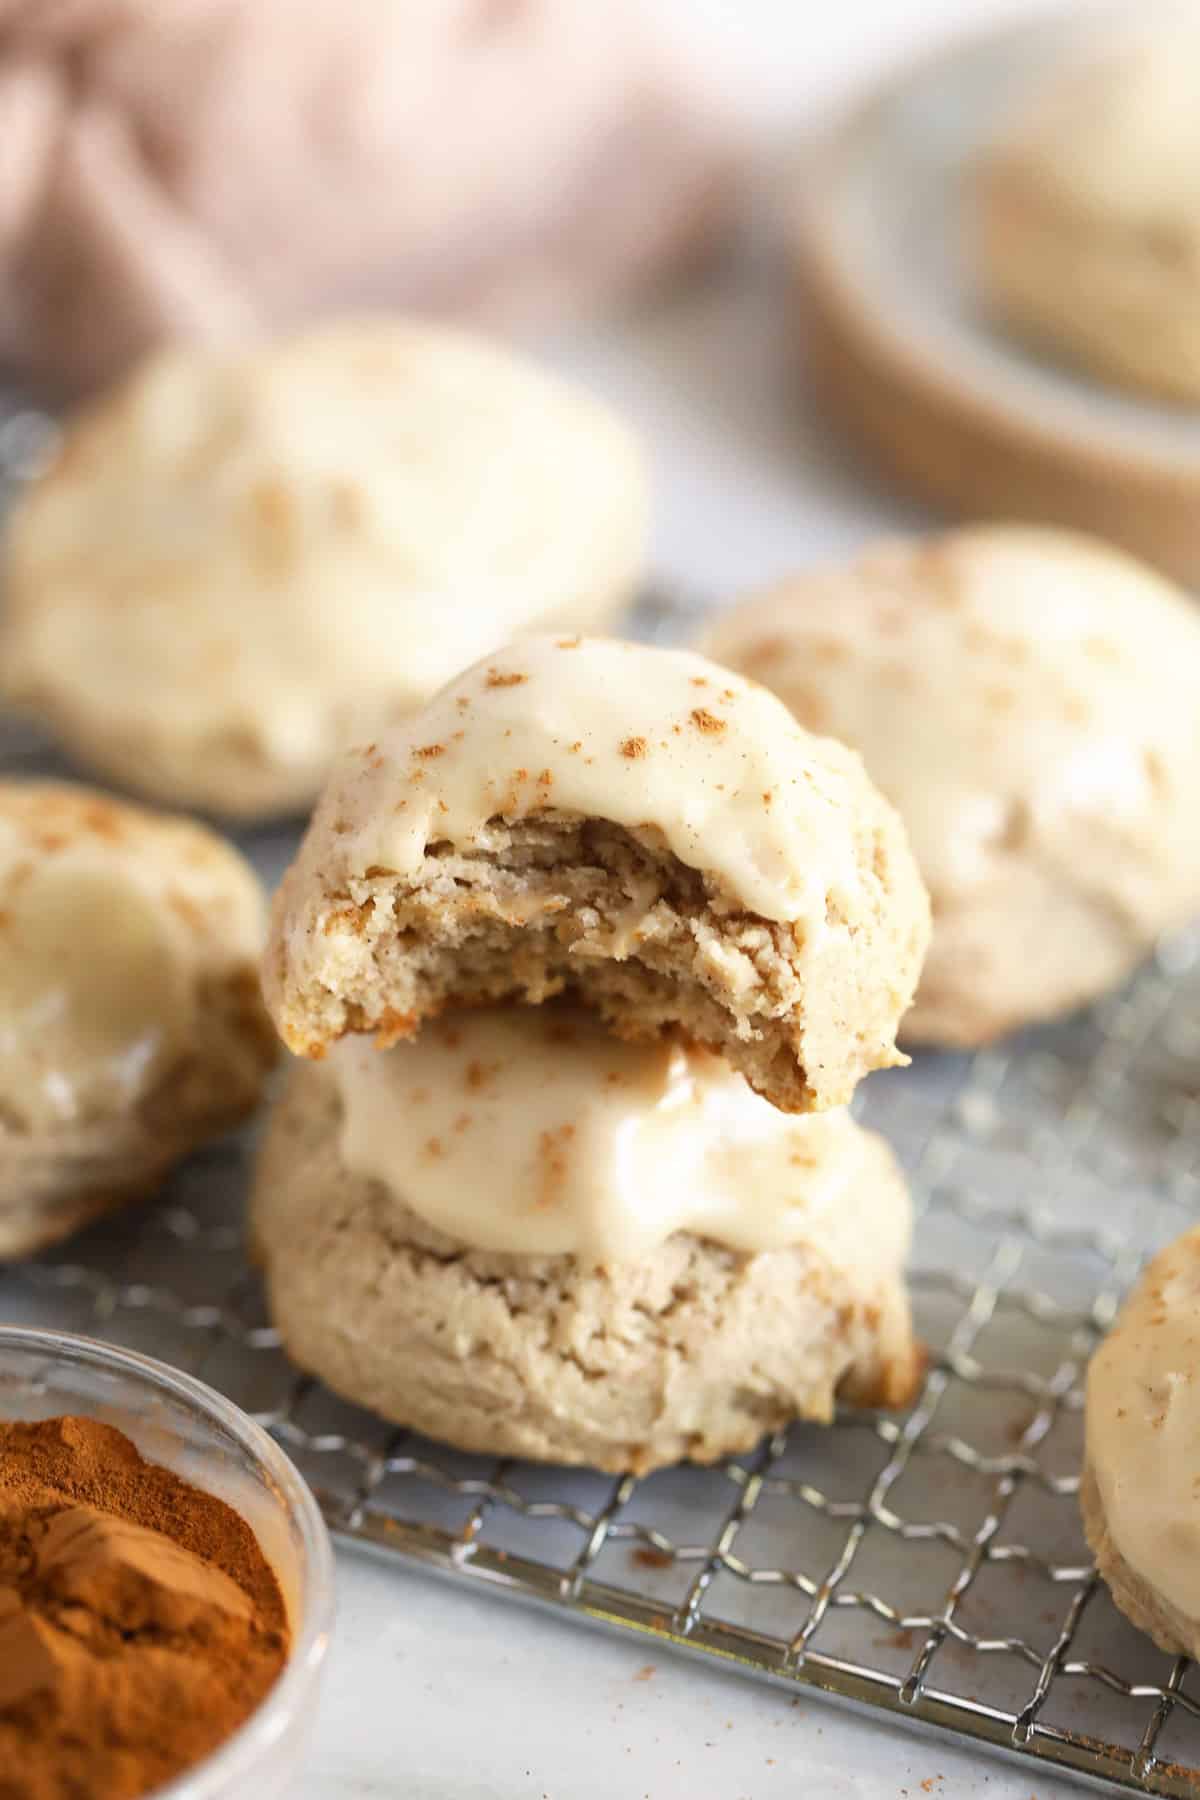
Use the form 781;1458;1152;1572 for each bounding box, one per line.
297;5;1078;1796
304;1556;1046;1800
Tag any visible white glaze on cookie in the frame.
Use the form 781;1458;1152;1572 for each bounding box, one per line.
0;857;192;1130
706;527;1200;1043
0;322;647;816
332;1003;910;1265
0;783;267;1133
1086;1226;1200;1625
343;636;870;927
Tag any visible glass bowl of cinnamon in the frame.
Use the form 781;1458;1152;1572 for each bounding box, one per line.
0;1324;335;1799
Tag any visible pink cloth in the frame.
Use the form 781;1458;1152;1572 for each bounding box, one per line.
0;0;741;396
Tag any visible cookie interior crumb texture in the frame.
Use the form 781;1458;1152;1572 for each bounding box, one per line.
704;525;1200;1047
0;780;276;1255
0;318;649;819
264;636;930;1113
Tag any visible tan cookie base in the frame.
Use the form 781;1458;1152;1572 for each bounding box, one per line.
1080;1462;1200;1661
250;1064;921;1475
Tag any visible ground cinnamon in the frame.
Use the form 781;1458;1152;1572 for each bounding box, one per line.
0;1415;290;1800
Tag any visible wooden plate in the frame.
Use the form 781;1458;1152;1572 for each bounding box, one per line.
794;10;1200;585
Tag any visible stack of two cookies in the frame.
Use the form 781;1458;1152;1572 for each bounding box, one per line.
254;636;931;1473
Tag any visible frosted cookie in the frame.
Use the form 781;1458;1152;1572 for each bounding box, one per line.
264;637;930;1114
1083;1225;1200;1658
0;782;275;1256
704;527;1200;1048
250;1005;919;1472
976;29;1200;402
0;320;648;820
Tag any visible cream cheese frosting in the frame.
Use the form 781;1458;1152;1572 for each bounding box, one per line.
705;528;1200;915
704;527;1200;1042
334;635;873;926
1086;1226;1200;1625
330;1003;911;1266
0;783;267;1133
0;321;647;816
0;857;193;1132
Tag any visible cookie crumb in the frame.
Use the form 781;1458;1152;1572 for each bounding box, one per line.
632;1547;672;1569
486;669;528;688
620;736;648;759
689;707;725;734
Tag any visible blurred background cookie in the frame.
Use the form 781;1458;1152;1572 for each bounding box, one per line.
976;22;1200;404
704;525;1200;1047
794;9;1200;583
250;1006;918;1472
0;320;648;820
0;780;274;1255
0;0;742;399
265;636;930;1114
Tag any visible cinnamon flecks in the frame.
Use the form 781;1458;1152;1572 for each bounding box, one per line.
536;1124;576;1207
373;1008;416;1049
329;479;363;529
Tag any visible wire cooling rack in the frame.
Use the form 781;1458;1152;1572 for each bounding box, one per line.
2;422;1200;1794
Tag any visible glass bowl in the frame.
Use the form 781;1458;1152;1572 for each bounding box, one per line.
0;1326;334;1799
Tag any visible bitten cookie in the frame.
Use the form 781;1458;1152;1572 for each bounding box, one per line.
0;781;275;1255
0;319;648;820
976;27;1200;402
250;1006;919;1472
264;637;930;1114
704;526;1200;1048
1083;1226;1200;1659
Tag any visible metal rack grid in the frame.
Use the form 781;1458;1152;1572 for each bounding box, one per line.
1;455;1199;1792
